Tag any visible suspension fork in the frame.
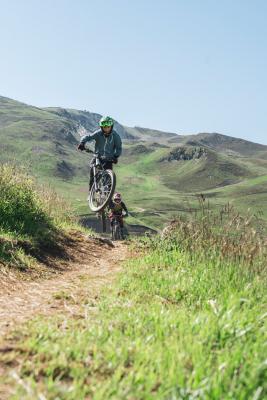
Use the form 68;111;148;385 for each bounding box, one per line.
93;165;98;191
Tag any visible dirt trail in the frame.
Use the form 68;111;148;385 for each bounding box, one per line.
0;232;128;400
0;234;127;337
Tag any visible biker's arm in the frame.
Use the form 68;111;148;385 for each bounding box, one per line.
80;131;99;145
121;202;129;215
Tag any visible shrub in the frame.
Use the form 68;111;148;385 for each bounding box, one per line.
0;163;73;239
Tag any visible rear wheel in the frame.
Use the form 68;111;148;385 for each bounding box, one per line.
88;170;116;212
113;222;122;241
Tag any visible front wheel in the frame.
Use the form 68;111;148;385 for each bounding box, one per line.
112;222;122;241
88;170;116;212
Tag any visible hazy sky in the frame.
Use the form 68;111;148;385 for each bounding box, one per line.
1;0;267;144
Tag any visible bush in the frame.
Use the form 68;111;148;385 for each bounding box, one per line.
0;163;73;239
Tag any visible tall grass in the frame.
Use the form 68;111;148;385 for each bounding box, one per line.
0;163;75;269
161;196;266;272
0;164;52;237
0;163;74;237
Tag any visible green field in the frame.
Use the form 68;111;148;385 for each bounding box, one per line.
1;95;267;230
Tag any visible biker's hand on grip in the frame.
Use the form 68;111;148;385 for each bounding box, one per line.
112;157;118;164
77;143;85;151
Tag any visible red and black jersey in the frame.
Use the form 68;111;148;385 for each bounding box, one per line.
108;200;128;215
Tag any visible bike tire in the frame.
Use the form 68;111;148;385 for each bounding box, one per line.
114;223;121;241
88;169;116;212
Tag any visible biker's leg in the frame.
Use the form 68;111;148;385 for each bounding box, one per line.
101;161;113;196
109;213;114;226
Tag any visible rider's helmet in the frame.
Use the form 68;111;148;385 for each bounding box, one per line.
113;192;122;204
99;116;114;128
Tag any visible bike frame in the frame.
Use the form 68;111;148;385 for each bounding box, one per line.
86;149;109;192
92;156;102;192
111;216;122;240
83;147;116;213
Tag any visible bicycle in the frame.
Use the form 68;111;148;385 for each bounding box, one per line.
83;148;116;232
110;212;128;241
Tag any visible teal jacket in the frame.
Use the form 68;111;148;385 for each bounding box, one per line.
80;129;122;160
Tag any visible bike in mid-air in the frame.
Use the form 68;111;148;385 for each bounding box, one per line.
84;147;116;232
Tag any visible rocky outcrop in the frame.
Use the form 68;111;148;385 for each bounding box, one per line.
45;108;135;140
125;144;154;156
161;146;207;162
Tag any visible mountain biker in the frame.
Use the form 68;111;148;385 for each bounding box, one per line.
108;192;129;238
77;116;122;190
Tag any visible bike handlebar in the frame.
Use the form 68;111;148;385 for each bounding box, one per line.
80;147;115;163
84;148;94;154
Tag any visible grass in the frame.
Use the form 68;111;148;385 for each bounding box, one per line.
0;163;88;272
3;206;266;399
0;164;55;237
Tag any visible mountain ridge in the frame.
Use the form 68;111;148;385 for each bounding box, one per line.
2;94;266;148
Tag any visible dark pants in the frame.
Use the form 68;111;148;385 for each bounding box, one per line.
109;213;123;228
89;160;113;191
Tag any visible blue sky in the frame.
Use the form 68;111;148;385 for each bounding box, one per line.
0;0;267;144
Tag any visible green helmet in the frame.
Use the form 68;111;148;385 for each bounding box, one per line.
99;116;114;127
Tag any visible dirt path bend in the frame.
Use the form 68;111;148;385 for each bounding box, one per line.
0;232;128;339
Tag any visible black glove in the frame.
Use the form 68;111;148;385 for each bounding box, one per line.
112;157;118;164
77;143;85;151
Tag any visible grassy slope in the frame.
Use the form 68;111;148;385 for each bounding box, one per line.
1;95;267;230
0;95;86;178
125;126;178;142
203;174;267;220
115;145;267;228
0;163;88;275
5;210;266;399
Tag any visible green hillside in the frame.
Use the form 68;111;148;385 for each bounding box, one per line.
116;149;266;227
1;95;267;229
